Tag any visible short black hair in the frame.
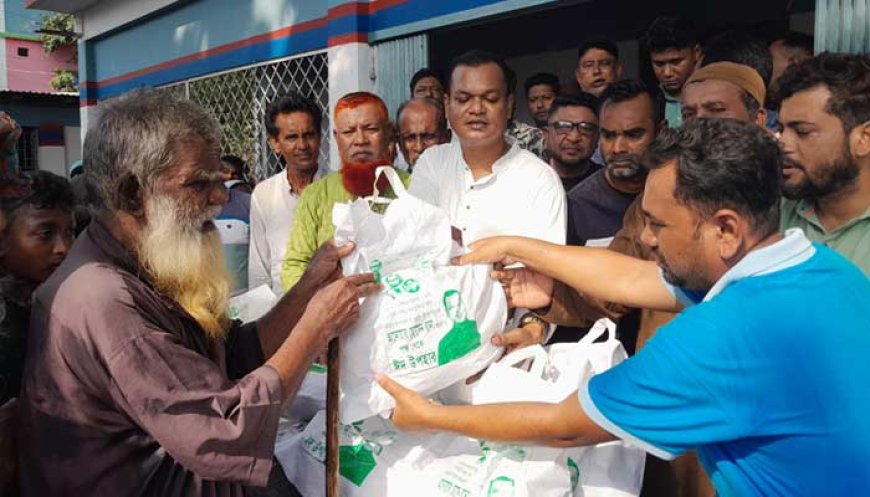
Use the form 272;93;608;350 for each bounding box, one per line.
220;154;247;177
643;16;698;53
771;31;814;56
547;93;599;120
409;68;443;95
578;38;619;60
1;170;75;225
445;50;516;96
778;52;870;133
599;79;665;124
702;30;773;87
524;73;560;97
644;118;782;236
396;97;448;131
265;92;323;138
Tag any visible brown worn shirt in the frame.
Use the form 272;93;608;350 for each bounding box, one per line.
19;221;284;497
541;194;677;351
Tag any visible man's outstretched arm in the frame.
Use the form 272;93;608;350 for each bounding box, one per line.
458;237;682;313
377;375;615;447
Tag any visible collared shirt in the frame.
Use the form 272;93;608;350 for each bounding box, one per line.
780;198;870;276
662;86;682;128
249;167;326;296
19;220;284;496
579;229;870;496
408;139;566;246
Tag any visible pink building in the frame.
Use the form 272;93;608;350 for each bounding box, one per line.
4;36;77;93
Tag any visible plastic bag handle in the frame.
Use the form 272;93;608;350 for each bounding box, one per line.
578;318;617;346
371;166;408;201
497;345;549;379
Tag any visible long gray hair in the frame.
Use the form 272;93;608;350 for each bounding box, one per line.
83;89;221;212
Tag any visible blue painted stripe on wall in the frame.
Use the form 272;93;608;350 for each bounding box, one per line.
86;0;552;101
91;26;327;100
369;0;509;31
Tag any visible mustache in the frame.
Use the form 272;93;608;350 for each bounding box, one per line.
782;158;805;171
605;154;641;166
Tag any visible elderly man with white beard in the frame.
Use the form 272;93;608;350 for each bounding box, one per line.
17;89;379;497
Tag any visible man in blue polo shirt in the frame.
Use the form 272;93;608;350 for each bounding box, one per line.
378;118;870;496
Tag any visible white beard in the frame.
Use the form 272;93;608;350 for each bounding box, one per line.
138;194;231;341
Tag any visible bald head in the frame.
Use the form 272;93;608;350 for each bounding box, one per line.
396;98;450;168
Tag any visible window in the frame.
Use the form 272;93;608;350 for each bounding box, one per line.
17;47;29;57
17;127;39;171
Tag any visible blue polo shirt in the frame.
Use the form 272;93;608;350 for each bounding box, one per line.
579;229;870;496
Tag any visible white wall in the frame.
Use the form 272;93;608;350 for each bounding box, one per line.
64;126;81;170
80;0;183;39
38;146;67;177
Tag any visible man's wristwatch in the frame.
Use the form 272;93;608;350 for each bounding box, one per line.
518;312;549;344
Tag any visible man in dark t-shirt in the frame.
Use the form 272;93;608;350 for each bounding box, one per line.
556;80;663;347
567;80;663;246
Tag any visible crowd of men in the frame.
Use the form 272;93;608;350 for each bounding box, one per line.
0;14;868;497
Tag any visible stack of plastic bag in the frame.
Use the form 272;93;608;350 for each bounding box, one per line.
275;319;645;496
273;166;644;496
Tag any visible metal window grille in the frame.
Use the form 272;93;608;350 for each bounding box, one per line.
159;50;329;182
16;126;39;171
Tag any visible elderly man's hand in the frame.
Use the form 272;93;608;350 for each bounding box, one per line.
304;272;380;343
301;241;355;290
376;374;436;432
492;267;553;310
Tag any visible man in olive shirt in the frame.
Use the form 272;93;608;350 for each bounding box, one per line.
777;53;870;275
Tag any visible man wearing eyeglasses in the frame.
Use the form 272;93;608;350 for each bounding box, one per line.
544;93;602;192
395;98;451;173
566;80;664;247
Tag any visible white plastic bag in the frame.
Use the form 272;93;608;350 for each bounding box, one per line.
470;319;645;497
227;284;276;323
422;436;574;497
275;410;455;497
333;167;508;423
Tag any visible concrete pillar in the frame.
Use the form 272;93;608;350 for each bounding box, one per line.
76;17;98;144
326;0;376;170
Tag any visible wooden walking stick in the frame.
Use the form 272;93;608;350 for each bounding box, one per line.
325;338;340;497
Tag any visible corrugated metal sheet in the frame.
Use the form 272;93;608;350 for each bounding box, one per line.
374;33;428;118
816;0;870;53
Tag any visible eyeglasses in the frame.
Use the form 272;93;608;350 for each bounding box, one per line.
399;132;443;146
548;120;599;137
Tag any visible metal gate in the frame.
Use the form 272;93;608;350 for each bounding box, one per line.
374;34;429;120
161;50;329;181
815;0;870;53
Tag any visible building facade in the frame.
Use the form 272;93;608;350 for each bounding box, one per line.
25;0;819;179
2;0;80;176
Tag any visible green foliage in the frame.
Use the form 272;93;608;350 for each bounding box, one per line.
50;69;77;93
39;13;78;92
40;13;77;60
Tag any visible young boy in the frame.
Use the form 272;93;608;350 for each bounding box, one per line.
0;170;75;405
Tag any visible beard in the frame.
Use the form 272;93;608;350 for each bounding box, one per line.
605;154;646;181
781;152;860;201
138;194;232;341
341;159;393;197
